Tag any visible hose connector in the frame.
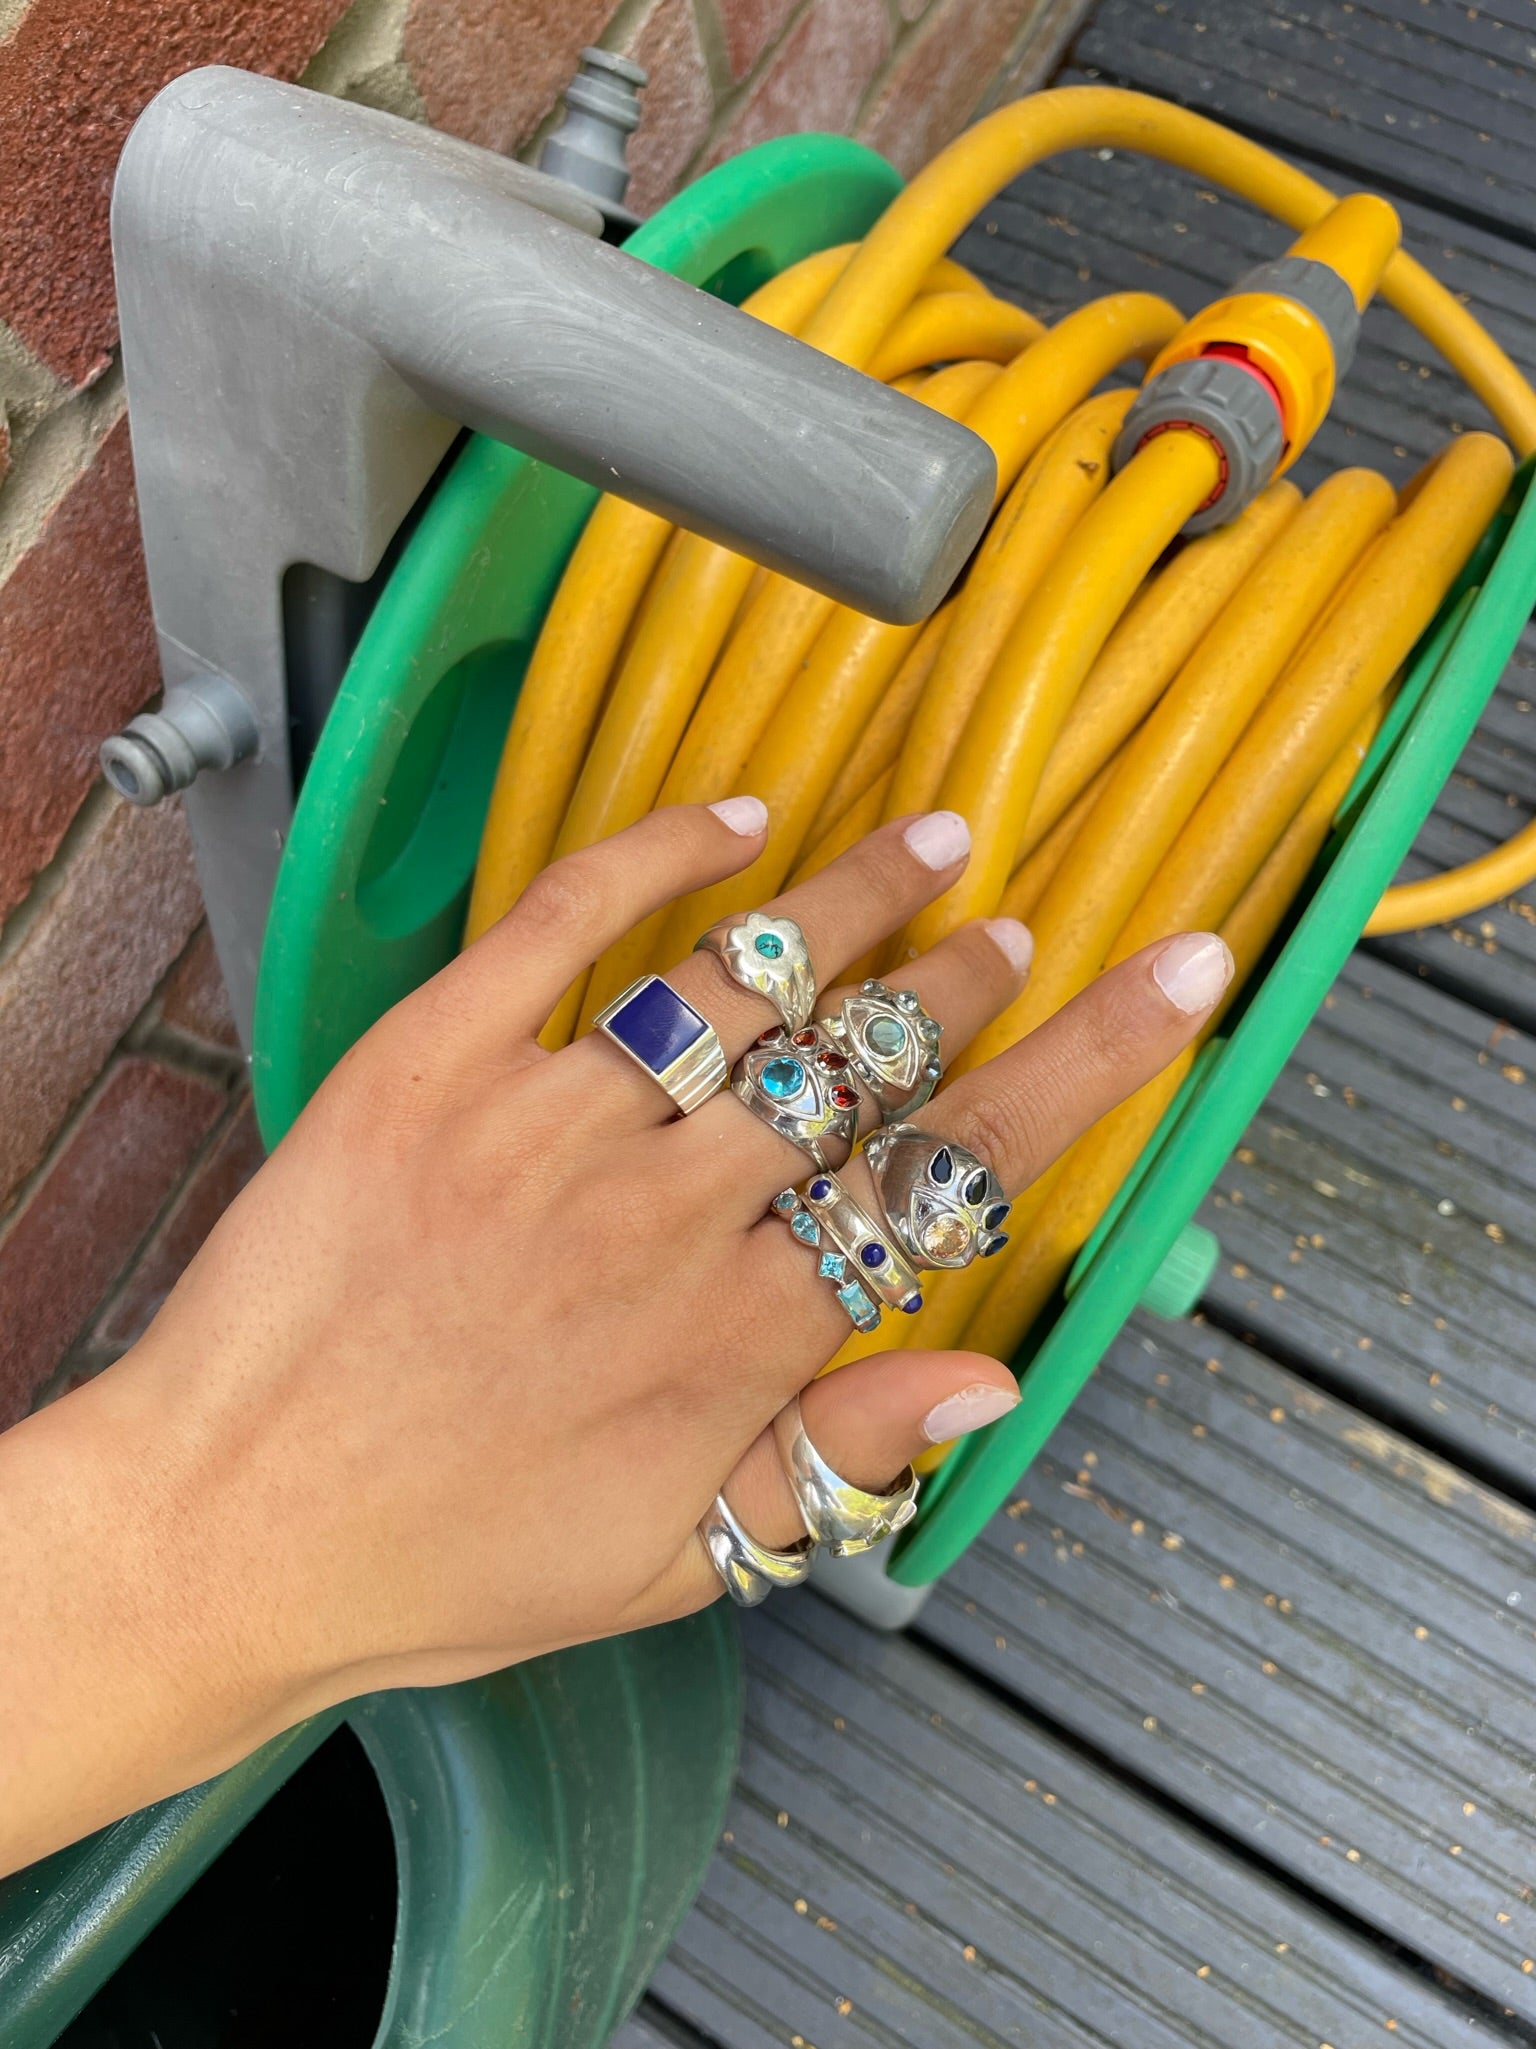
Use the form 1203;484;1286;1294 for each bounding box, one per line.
538;47;647;233
100;673;259;806
1114;193;1402;533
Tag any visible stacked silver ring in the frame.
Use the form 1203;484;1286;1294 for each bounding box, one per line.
700;1398;920;1604
771;1172;922;1332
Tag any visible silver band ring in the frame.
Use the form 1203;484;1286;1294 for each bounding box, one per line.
594;974;727;1115
695;912;816;1033
772;1397;919;1558
731;1023;865;1170
826;979;943;1124
864;1121;1011;1270
781;1170;923;1318
698;1492;815;1607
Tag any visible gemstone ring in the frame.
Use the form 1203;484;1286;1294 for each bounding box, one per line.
863;1122;1011;1270
593;973;728;1115
694;911;816;1033
730;1022;866;1171
771;1171;923;1331
825;979;943;1124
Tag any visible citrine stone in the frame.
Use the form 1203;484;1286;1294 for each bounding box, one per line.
867;1015;905;1056
754;931;785;959
762;1057;804;1098
920;1212;971;1261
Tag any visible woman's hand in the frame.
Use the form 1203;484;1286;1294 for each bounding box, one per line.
0;800;1231;1872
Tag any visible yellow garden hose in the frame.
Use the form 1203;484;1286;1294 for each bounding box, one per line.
464;85;1536;1409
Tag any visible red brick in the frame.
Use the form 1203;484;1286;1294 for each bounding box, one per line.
97;1096;262;1348
715;0;802;81
0;1057;224;1423
697;0;890;175
158;924;239;1051
620;0;716;216
858;0;1050;175
0;0;351;388
0;794;204;1207
0;417;160;910
403;0;619;158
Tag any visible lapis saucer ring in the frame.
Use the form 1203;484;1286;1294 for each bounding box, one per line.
730;1022;866;1170
593;973;728;1115
695;910;816;1033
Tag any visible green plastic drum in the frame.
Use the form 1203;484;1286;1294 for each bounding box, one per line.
0;136;906;2049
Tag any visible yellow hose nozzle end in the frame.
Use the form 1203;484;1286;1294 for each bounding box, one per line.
1286;192;1401;311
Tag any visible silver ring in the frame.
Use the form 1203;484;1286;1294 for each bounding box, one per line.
774;1171;923;1323
864;1122;1011;1269
695;912;816;1033
826;979;943;1124
698;1493;815;1607
594;974;727;1114
772;1397;919;1558
731;1023;864;1170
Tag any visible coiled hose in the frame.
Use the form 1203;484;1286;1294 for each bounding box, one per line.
464;85;1533;1395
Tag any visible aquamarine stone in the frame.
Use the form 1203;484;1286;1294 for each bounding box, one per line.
818;1250;847;1282
754;931;785;960
837;1280;877;1324
868;1015;905;1056
762;1056;804;1099
791;1210;820;1246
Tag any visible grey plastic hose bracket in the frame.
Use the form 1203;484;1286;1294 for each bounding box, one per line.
104;66;995;1044
1113;356;1286;537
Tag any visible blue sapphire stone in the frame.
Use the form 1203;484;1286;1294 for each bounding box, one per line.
859;1241;886;1269
963;1168;990;1205
983;1202;1010;1231
809;1177;832;1202
981;1232;1009;1256
761;1057;804;1099
929;1147;954;1186
604;976;706;1074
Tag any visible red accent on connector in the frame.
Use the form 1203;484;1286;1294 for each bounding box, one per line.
1201;342;1287;426
1132;417;1230;512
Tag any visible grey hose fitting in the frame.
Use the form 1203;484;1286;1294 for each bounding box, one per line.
1112;357;1286;536
100;673;259;806
1232;254;1361;377
539;48;647;231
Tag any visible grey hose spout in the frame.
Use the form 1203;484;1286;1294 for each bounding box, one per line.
102;67;994;1039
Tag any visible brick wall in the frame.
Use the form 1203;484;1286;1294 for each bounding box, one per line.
0;0;1086;1424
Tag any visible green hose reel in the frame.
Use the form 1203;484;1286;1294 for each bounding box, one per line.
1;136;904;2049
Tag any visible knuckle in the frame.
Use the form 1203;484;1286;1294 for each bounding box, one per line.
943;1089;1038;1190
511;855;606;943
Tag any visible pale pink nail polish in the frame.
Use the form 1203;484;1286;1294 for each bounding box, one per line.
983;917;1034;974
922;1382;1020;1444
1152;931;1234;1014
904;810;971;870
709;795;769;836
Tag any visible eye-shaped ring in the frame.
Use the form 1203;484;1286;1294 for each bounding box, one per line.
864;1122;1011;1270
730;1023;866;1170
826;979;943;1124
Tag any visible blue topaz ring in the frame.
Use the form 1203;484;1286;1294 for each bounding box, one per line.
772;1397;918;1558
771;1173;923;1330
731;1022;866;1170
594;974;727;1115
864;1122;1011;1270
826;979;943;1124
695;911;816;1032
698;1493;815;1607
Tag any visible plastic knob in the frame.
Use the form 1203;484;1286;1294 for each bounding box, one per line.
1138;1222;1220;1320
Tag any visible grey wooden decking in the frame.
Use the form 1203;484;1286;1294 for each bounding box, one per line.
621;4;1536;2044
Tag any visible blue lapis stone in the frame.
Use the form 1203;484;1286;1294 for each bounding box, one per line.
761;1057;804;1099
929;1147;954;1186
859;1241;886;1269
604;976;706;1074
754;931;785;960
790;1211;820;1246
809;1177;832;1202
818;1250;847;1282
902;1295;924;1314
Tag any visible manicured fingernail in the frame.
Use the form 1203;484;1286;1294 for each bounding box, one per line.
1152;931;1234;1014
922;1382;1020;1445
709;795;769;836
904;810;970;870
983;917;1034;974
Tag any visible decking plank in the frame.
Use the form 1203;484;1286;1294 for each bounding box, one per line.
652;1597;1482;2048
920;1316;1536;2022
